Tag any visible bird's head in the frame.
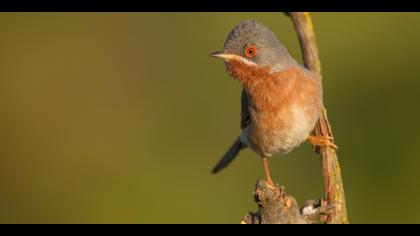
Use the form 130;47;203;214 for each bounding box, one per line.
211;20;297;84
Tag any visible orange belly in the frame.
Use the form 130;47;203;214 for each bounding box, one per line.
238;66;322;157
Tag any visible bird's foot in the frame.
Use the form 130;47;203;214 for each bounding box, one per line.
307;135;338;150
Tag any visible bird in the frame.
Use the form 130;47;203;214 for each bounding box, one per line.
210;19;337;186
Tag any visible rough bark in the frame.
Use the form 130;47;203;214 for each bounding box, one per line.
242;12;349;224
289;12;349;224
241;180;333;224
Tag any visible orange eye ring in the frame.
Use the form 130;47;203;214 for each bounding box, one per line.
244;45;257;58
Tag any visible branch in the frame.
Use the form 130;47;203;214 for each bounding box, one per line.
289;12;349;224
242;12;349;224
241;180;333;224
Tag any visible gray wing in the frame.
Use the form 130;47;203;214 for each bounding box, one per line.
241;89;252;129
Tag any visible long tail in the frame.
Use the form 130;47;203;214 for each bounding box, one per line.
212;137;246;174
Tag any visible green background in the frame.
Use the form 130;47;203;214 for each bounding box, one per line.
1;13;419;223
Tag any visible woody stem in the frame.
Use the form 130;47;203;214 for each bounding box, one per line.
288;12;349;224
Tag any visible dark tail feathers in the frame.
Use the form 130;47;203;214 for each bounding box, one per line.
212;137;246;174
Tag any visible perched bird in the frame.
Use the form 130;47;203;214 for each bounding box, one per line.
210;20;336;186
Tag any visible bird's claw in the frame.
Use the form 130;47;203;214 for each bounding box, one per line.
307;135;338;150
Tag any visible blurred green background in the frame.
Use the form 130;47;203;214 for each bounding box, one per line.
0;13;420;224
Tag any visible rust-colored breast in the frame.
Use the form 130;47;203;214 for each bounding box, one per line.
228;60;322;156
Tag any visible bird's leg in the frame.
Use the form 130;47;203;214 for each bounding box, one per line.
307;135;338;149
261;156;274;187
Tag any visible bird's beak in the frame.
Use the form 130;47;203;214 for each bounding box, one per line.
210;51;240;60
210;51;259;67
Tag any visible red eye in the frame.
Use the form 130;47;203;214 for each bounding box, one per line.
244;45;257;58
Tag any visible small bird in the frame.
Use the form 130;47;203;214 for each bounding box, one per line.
210;20;336;186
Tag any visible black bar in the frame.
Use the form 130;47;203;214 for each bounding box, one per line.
0;0;419;12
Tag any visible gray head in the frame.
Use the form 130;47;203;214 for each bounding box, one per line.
211;20;296;72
